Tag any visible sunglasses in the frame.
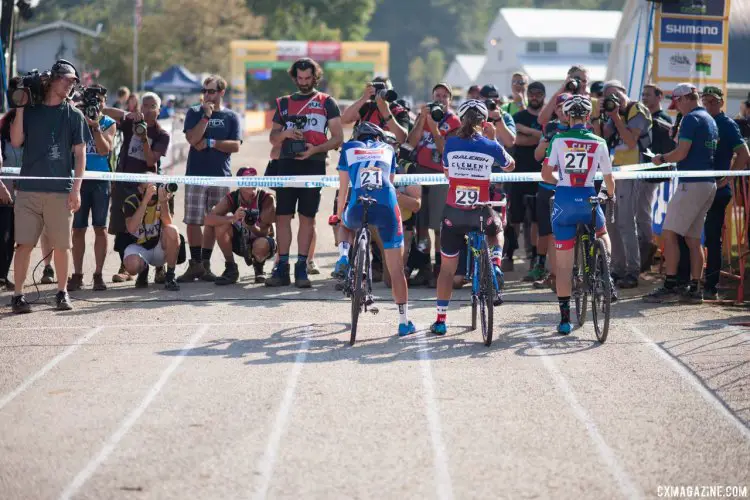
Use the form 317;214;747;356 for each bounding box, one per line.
201;89;219;95
512;80;527;86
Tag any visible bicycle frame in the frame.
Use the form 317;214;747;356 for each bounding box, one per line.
348;195;375;306
464;208;501;296
576;198;610;291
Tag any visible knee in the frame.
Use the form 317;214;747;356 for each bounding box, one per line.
215;224;230;237
163;225;179;243
72;228;86;237
93;227;107;238
123;255;143;274
252;239;270;261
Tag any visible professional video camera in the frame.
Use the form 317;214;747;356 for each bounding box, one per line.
602;94;621;113
79;85;107;121
426;102;445;122
281;114;308;158
371;81;398;103
7;69;50;108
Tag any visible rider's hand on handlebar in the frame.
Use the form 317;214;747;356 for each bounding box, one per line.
597;190;614;203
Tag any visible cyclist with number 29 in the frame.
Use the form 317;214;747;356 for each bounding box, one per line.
430;100;515;335
331;122;416;337
541;95;615;335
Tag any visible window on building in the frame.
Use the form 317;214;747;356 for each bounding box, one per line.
527;41;540;53
590;42;611;55
542;41;557;53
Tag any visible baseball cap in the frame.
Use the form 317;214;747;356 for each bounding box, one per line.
590;81;605;95
53;62;79;81
237;167;258;177
432;82;453;97
672;82;697;97
602;80;626;93
701;86;723;100
556;93;572;105
528;81;546;94
479;84;499;99
467;85;480;94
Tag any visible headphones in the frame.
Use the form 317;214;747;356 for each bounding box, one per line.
50;59;80;98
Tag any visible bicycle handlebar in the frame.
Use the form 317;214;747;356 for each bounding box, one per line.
471;200;507;208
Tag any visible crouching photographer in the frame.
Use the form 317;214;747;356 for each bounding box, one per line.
122;178;181;291
204;167;276;286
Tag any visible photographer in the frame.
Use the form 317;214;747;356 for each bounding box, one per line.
10;60;90;314
122;176;180;291
68;84;116;292
341;77;409;143
479;84;516;148
539;66;601;136
601;80;653;289
205;167;276;286
103;92;170;285
267;57;343;288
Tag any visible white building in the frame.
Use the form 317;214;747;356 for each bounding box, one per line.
14;20;101;75
442;54;486;96
475;8;622;96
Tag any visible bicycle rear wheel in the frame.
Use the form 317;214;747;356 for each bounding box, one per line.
479;240;494;347
591;239;612;343
350;237;367;346
574;236;588;326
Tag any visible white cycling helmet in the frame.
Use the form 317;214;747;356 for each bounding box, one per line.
458;99;489;121
562;95;593;118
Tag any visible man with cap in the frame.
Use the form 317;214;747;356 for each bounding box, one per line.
602;78;653;289
480;84;516;148
647;83;718;303
405;82;461;286
10;59;92;314
204;167;277;286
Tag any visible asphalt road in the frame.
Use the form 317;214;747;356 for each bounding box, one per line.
1;133;749;500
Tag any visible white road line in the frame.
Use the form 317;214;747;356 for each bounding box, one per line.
0;326;104;412
527;335;643;500
417;335;454;500
253;327;311;500
58;325;209;500
630;325;750;441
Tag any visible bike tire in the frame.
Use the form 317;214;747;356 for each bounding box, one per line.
350;238;367;346
479;240;494;347
591;239;612;343
574;236;588;326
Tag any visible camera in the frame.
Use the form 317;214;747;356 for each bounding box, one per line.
80;85;107;121
7;69;50;108
244;208;260;227
281;114;308;158
134;120;148;136
565;77;581;93
484;99;498;112
371;82;398;103
602;94;620;113
427;101;445;122
156;182;178;194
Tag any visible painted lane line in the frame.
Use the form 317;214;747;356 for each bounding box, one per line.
59;325;209;500
0;326;105;412
417;335;455;500
527;333;643;499
253;327;312;500
630;325;750;441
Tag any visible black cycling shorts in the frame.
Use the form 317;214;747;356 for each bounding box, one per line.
440;205;501;258
536;187;555;237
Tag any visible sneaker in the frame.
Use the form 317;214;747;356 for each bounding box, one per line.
332;257;349;279
643;285;680;303
557;322;572;335
55;290;72;311
215;262;240;286
618;275;639;289
501;257;514;272
398;321;417;337
67;273;84;291
253;261;266;284
11;294;31;314
307;260;320;275
177;260;205;283
164;274;180;291
92;273;107;291
112;264;132;283
265;263;291;287
40;264;55;284
294;261;312;288
533;274;556;291
681;287;704;305
154;266;166;284
200;262;217;282
430;321;447;335
703;287;719;301
524;264;546;282
135;269;149;288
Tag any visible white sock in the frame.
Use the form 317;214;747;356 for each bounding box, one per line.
339;241;350;259
398;303;408;324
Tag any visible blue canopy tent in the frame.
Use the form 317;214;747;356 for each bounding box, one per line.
143;65;202;94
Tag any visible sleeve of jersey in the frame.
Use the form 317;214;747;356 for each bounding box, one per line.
597;140;613;174
494;143;511;167
678;115;696;143
442;115;461;136
337;144;350;171
546;139;560;168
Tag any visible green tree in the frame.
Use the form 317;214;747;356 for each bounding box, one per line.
408;56;427;101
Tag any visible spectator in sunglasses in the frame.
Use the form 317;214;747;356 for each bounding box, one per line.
501;72;529;116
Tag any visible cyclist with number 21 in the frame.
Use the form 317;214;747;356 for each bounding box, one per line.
541;95;615;335
431;100;515;336
331;122;416;337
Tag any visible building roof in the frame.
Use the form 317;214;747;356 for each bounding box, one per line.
454;55;486;82
728;0;750;85
499;8;622;40
520;57;608;82
15;20;100;41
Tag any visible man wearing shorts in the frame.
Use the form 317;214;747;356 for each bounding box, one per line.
648;83;718;303
180;74;242;283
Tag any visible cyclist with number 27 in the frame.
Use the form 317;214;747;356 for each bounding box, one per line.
541;96;615;335
430;100;515;335
331;122;416;337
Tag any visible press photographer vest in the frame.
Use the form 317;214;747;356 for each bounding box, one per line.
226;188;271;213
276;92;331;147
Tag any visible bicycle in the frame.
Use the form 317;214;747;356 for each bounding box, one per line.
464;200;506;347
572;194;614;343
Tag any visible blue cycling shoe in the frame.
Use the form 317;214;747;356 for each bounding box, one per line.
332;257;349;279
398;321;417;337
557;322;572;335
430;321;447;335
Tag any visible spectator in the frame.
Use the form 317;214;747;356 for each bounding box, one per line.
0;110;19;290
647;83;718;303
159;95;176;119
466;85;481;100
103;92;171;287
268;58;343;288
125;93;140;113
590;81;605;99
122;178;180;291
539;66;598;134
68;85;117;292
602;79;652;289
481;85;516;148
10;60;90;313
500;71;529;117
642;84;672;124
179;75;242;284
113;86;130;109
204;167;277;285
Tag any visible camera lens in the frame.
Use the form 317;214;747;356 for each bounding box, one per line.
565;79;579;93
166;183;178;193
429;103;445;122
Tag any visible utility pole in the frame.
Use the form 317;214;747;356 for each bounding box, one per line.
133;0;142;91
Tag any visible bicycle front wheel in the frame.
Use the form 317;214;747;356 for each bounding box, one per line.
479;240;494;347
350;237;367;346
574;236;588;326
591;239;612;343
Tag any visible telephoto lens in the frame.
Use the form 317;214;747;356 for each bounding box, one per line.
165;183;178;193
428;102;445;122
134;121;147;135
565;78;580;93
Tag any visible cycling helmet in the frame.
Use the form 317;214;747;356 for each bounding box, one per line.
354;121;386;141
458;99;489;121
562;95;593;118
